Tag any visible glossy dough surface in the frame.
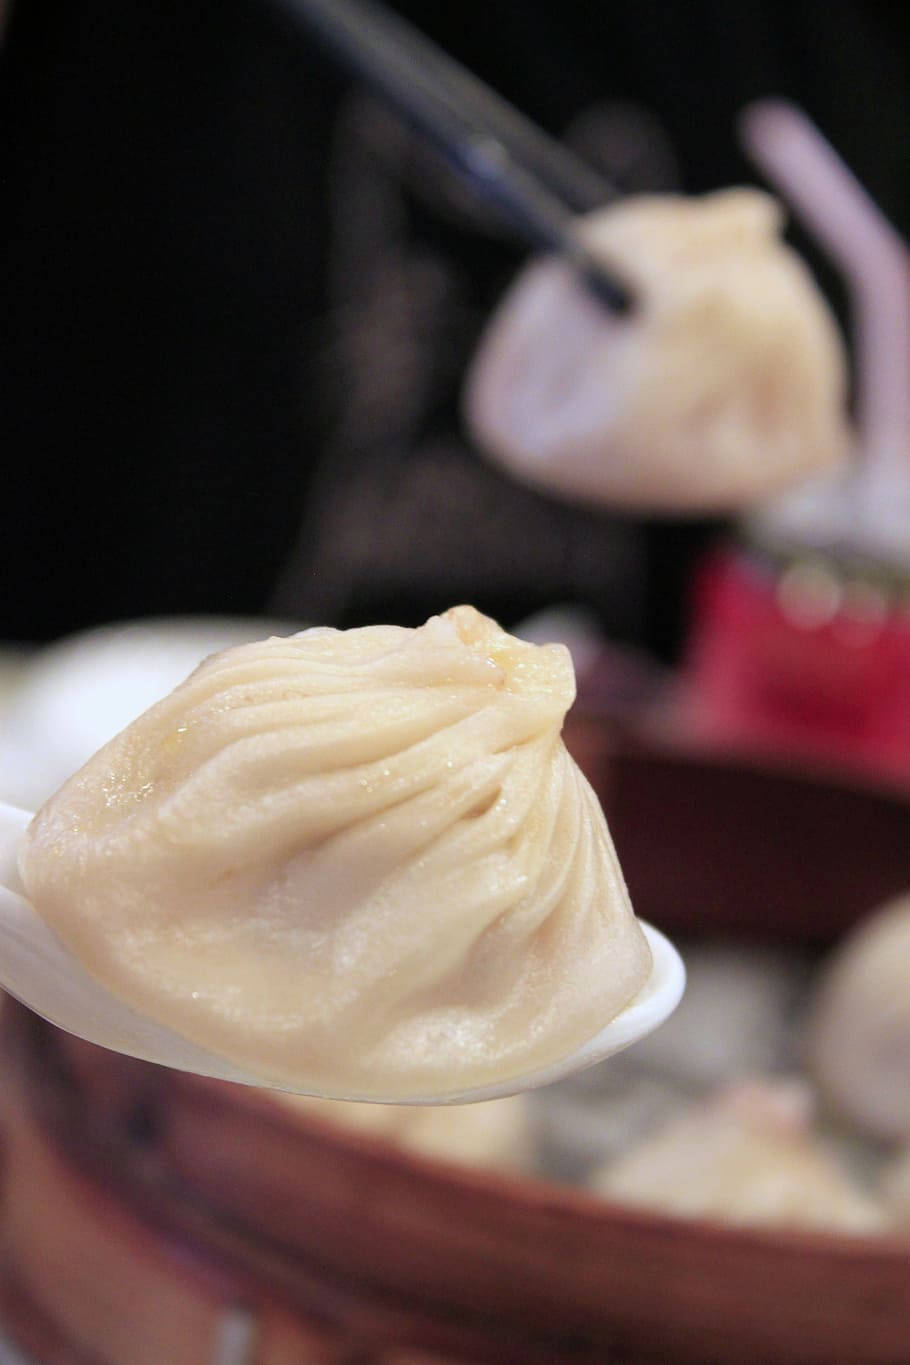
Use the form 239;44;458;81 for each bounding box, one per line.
465;190;849;511
19;607;651;1099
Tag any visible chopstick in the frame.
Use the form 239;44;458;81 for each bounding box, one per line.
267;0;634;314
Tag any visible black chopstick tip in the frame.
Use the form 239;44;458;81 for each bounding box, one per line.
581;261;635;316
563;236;634;315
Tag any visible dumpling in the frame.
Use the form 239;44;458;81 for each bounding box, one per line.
18;606;652;1101
807;895;910;1141
272;1092;532;1171
882;1146;910;1233
464;189;849;512
590;1079;886;1234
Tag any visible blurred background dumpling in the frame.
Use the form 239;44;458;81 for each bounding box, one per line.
882;1145;910;1234
465;189;849;513
807;895;910;1142
589;1078;887;1234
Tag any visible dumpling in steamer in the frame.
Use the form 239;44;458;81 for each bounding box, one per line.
590;1079;886;1234
18;606;652;1101
465;190;849;512
882;1145;910;1233
807;894;910;1142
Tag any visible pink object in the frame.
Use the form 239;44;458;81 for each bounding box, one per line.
671;108;910;787
676;547;910;786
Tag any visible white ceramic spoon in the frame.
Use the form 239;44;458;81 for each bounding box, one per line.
0;801;684;1104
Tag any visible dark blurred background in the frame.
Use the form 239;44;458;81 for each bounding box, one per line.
2;0;909;657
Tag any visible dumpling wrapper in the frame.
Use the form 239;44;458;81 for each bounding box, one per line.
807;894;910;1142
18;606;651;1101
591;1079;887;1234
465;189;850;512
882;1145;910;1233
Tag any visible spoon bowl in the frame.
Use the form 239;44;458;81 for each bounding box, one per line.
0;801;684;1103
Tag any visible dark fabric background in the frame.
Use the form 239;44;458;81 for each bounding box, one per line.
2;1;909;653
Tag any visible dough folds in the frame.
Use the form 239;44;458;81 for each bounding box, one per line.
20;606;651;1099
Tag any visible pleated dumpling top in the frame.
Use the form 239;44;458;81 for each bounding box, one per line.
19;606;651;1099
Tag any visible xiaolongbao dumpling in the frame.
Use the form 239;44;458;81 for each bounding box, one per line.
807;895;910;1141
18;606;651;1101
590;1079;886;1233
882;1145;910;1232
465;189;849;512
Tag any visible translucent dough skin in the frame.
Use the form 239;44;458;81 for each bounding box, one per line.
465;190;850;512
19;607;651;1099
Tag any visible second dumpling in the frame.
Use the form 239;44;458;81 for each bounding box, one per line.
465;190;849;512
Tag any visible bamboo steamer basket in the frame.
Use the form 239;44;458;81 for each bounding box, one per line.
2;712;910;1365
